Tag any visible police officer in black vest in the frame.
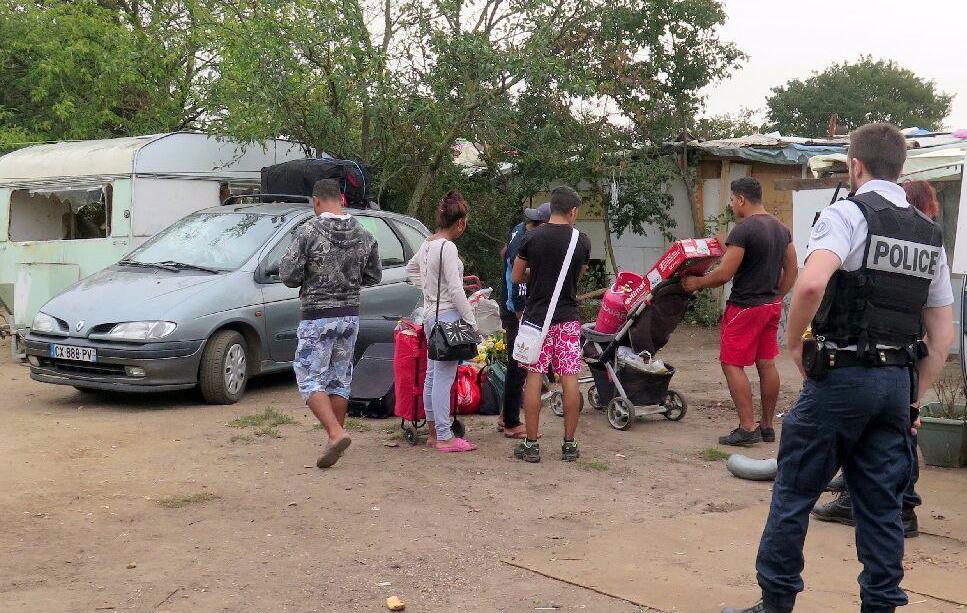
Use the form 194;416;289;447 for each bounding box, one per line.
723;123;954;613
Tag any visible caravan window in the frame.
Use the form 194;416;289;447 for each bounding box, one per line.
9;185;112;241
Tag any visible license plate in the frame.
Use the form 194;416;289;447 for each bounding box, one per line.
50;344;97;363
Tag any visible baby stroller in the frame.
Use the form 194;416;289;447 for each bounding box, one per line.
580;279;690;430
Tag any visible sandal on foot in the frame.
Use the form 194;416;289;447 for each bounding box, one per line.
317;436;352;468
436;437;477;453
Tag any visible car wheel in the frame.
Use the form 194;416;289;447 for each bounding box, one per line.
200;330;248;404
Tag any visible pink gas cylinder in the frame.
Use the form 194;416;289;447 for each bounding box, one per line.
594;272;644;334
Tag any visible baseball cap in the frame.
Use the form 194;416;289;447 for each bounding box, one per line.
524;202;551;223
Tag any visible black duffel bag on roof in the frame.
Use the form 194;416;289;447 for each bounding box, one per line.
260;158;371;207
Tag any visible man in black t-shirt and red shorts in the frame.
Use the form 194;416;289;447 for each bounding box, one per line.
511;186;592;463
682;177;798;447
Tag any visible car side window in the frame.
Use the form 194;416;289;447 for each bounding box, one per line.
357;217;406;267
394;221;429;254
260;231;298;282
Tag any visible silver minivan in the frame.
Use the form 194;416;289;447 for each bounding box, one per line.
25;197;428;403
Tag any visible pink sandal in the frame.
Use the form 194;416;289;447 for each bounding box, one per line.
436;437;477;453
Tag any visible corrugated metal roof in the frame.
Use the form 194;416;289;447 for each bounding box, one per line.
667;131;967;167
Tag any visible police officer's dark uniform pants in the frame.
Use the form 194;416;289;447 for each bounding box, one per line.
756;366;915;613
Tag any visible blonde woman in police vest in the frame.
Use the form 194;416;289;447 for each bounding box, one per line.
723;123;954;613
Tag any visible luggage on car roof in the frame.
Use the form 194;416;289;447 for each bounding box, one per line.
260;158;371;208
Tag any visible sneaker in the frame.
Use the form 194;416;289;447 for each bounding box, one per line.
759;425;776;443
514;441;541;463
719;427;762;447
811;491;854;526
561;440;580;462
825;471;846;493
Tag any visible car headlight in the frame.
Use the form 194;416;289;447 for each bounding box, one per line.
106;321;177;341
32;312;61;334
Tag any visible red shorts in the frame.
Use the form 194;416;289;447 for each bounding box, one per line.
720;301;782;367
525;321;582;376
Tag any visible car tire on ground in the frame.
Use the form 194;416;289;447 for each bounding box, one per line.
199;330;248;405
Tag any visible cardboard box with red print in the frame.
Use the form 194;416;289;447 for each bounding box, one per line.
624;238;724;309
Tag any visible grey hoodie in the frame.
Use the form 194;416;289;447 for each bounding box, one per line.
280;214;382;318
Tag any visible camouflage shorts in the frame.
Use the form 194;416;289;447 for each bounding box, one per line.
293;316;359;401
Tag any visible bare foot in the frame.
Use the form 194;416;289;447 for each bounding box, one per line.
503;424;527;439
426;437;438;449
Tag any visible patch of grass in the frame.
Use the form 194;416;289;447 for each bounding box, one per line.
315;417;371;433
228;407;299;429
254;425;281;438
698;447;730;462
344;417;372;432
577;459;609;472
157;492;218;509
387;429;407;442
229;434;254;444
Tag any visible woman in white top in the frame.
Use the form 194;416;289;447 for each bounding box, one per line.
405;191;478;452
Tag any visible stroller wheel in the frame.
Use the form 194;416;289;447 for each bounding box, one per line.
403;424;420;446
661;390;687;421
607;397;634;430
549;391;565;417
452;418;465;438
587;385;603;410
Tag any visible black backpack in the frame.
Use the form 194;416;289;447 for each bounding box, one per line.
260;158;371;207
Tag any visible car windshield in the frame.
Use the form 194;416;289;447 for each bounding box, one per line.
124;212;283;271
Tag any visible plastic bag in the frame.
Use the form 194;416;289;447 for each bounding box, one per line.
452;365;482;415
473;298;502;337
617;346;669;374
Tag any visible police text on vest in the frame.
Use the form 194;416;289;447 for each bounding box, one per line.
866;235;940;279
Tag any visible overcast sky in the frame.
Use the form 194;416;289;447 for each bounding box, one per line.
702;0;967;131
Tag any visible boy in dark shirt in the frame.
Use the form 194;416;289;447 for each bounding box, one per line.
682;177;797;447
511;187;592;462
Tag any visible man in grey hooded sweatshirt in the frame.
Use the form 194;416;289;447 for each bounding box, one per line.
281;179;381;468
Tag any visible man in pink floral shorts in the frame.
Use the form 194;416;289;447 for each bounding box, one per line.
511;186;591;463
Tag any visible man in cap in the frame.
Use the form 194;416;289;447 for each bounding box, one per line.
497;202;550;438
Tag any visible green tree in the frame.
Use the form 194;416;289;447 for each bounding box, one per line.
0;0;743;285
0;0;207;149
765;57;953;136
694;108;760;140
203;0;742;226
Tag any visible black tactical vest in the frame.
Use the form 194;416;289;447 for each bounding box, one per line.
812;191;943;352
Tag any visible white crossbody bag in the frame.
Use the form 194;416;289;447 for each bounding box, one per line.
512;228;580;365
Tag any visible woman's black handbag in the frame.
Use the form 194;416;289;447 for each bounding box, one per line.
427;241;480;362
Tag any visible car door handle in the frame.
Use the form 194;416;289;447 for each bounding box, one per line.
275;331;297;341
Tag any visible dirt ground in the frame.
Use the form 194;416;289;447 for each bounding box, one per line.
0;327;960;613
